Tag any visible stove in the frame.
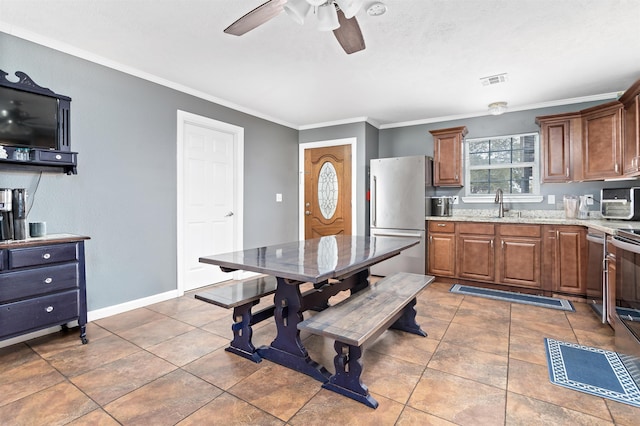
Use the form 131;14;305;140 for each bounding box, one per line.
615;228;640;244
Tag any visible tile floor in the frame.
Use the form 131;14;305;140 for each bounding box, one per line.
1;280;639;425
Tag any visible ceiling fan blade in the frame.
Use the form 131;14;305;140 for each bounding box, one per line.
224;0;287;36
333;8;366;54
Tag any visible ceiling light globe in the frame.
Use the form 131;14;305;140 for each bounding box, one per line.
284;0;312;25
306;0;327;6
316;3;340;31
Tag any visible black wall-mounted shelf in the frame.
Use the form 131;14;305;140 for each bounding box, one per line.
0;147;77;175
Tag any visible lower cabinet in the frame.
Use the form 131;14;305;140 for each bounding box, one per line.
428;221;456;277
543;225;587;295
457;223;495;282
0;236;89;344
427;220;588;296
497;224;542;289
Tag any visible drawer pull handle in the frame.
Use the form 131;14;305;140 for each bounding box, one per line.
44;277;53;284
43;253;51;260
55;154;62;160
45;306;54;313
437;223;446;227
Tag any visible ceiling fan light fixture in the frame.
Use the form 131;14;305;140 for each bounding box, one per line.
488;101;508;115
284;0;312;25
305;0;327;6
336;0;363;18
316;3;340;31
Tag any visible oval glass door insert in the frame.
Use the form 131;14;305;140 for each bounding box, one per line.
318;161;338;219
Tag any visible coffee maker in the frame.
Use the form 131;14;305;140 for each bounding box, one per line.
0;188;13;241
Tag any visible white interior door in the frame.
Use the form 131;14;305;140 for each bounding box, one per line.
177;111;244;293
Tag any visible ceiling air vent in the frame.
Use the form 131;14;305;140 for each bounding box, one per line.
480;73;509;86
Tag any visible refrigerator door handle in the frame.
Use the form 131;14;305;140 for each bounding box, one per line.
372;231;423;238
372;176;377;227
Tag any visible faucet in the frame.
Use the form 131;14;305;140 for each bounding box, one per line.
495;188;504;218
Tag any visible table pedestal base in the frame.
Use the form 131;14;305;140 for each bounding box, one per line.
257;345;331;382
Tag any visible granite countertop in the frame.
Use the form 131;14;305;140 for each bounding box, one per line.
425;210;640;235
0;233;90;248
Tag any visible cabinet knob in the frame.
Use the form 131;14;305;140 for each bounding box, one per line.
44;277;53;284
43;253;51;260
45;306;54;313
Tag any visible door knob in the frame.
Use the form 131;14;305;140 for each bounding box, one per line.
225;211;234;217
305;211;311;215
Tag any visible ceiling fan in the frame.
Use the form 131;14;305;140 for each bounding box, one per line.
224;0;369;54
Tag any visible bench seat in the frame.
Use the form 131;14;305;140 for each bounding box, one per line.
298;272;434;408
195;276;277;362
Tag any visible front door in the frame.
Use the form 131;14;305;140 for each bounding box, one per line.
304;144;352;238
179;113;242;292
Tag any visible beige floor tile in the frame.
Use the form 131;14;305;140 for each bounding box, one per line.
506;392;614;425
66;408;122;426
0;343;40;373
70;350;177;405
94;307;167;333
441;320;509;357
289;388;405;425
104;369;222;425
396;406;457;425
428;341;508;389
145;328;229;366
0;381;98;425
115;316;195;348
360;350;426;404
178;392;284;425
574;328;617;351
26;322;111;358
510;303;573;328
184;346;263;390
0;358;65;407
508;332;549;366
605;398;640;426
408;368;506;425
229;361;321;421
368;327;440;366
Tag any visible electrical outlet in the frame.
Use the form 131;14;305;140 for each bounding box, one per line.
276;193;282;202
585;194;594;205
452;196;459;205
548;194;556;205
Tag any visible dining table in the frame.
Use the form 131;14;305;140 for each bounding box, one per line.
199;234;420;382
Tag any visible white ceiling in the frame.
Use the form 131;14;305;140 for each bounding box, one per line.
1;0;639;129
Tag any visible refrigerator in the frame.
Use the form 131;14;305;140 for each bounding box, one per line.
370;155;434;276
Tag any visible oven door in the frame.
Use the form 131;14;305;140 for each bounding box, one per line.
610;236;640;383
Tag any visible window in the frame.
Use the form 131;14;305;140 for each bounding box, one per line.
463;133;541;201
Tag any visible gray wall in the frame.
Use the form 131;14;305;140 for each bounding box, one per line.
1;33;299;311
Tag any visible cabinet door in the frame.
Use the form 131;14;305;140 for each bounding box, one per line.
457;234;494;281
622;94;640;175
606;240;617;327
581;102;623;180
497;237;541;288
544;226;587;295
538;115;578;182
431;126;468;187
428;233;456;277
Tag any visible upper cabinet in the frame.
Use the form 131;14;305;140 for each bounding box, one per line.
536;78;640;182
581;101;623;180
536;112;581;183
430;126;468;187
620;79;640;176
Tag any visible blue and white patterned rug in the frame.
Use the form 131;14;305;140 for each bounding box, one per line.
545;338;640;408
450;284;575;311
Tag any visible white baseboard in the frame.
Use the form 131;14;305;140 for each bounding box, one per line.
0;289;180;349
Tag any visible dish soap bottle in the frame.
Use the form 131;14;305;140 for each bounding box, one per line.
578;195;589;219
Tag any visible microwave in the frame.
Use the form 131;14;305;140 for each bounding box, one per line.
601;188;640;220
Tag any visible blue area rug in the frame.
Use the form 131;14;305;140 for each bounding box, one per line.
545;338;640;408
449;284;575;311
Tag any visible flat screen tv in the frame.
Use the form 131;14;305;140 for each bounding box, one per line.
0;86;58;149
0;70;71;152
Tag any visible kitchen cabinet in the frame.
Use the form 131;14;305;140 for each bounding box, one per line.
536;113;582;182
620;79;640;176
430;126;468;187
496;224;542;289
428;221;456;277
543;225;587;295
0;236;89;344
457;222;495;282
581;101;623;180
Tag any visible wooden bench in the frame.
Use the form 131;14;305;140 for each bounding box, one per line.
195;276;278;362
297;272;434;408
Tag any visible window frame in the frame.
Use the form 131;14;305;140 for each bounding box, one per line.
462;132;543;203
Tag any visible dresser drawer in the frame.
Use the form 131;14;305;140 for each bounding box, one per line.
0;263;79;303
8;243;78;269
0;290;79;337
